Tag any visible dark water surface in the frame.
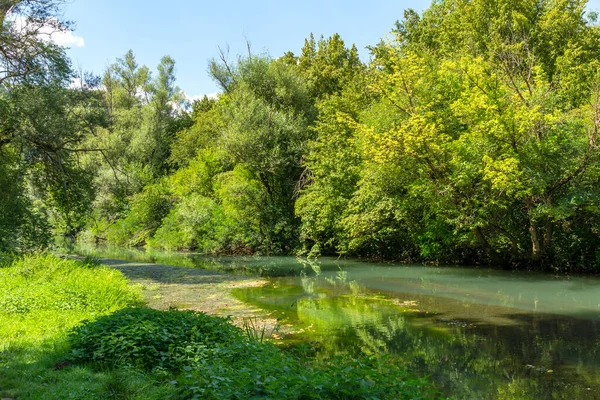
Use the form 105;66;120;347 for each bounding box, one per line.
77;246;600;399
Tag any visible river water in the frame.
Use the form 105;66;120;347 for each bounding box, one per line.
77;247;600;399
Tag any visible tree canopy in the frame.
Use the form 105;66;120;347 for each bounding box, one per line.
3;0;600;271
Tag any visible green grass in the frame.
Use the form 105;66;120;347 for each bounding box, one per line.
0;254;159;399
0;254;142;348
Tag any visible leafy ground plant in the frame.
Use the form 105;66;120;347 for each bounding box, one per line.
68;307;241;371
68;307;442;399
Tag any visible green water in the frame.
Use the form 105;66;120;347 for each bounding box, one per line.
77;246;600;399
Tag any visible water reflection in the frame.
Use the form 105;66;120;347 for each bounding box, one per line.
233;276;600;399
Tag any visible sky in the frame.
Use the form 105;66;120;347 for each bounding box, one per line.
59;0;429;98
59;0;600;99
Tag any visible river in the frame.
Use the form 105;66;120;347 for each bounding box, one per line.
77;246;600;399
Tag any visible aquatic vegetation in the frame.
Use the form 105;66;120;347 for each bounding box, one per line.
234;268;600;399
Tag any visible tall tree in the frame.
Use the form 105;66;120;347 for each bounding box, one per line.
211;55;314;253
297;33;362;99
0;0;103;247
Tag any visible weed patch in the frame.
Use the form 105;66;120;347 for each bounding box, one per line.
68;307;240;371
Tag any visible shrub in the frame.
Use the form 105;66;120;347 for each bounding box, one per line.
150;195;227;252
68;308;240;371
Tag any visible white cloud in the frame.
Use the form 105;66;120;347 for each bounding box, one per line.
172;92;220;113
50;29;85;48
68;77;83;89
10;15;85;48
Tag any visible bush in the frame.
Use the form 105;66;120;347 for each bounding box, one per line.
150;195;227;252
68;308;240;371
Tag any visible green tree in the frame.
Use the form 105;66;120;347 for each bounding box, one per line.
82;51;190;243
208;54;314;253
295;75;369;255
0;1;104;246
297;33;362;99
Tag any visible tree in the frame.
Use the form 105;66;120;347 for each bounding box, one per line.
0;0;70;88
297;33;362;99
211;55;314;253
295;75;369;256
110;49;150;110
1;0;71;148
0;0;103;247
146;55;185;173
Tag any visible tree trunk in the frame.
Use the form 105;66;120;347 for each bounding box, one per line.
529;217;554;263
544;220;554;253
475;227;501;264
529;220;542;261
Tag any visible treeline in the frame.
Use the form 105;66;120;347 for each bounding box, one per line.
3;0;600;271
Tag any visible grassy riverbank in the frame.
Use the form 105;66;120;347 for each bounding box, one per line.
0;254;160;399
0;253;441;399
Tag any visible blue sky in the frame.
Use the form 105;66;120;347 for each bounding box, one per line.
60;0;428;97
60;0;600;99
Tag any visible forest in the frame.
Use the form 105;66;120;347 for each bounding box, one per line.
3;0;600;271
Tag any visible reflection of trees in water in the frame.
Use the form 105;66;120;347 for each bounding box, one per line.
291;280;600;399
77;245;324;277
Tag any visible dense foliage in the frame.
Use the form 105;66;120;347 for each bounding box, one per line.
69;308;241;371
3;0;600;270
